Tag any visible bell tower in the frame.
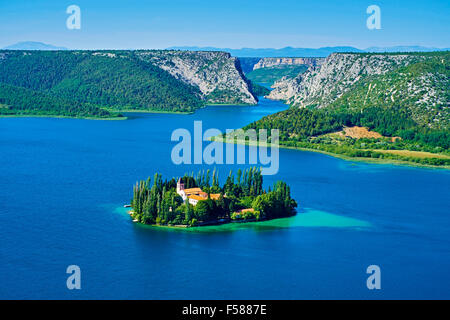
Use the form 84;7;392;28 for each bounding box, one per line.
176;178;184;193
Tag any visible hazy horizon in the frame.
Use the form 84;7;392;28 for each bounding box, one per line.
1;0;449;50
3;41;450;52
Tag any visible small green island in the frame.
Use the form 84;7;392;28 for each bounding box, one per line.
128;168;297;227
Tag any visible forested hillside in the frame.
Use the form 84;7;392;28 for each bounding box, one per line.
243;52;450;166
244;106;449;166
328;53;449;129
246;65;309;86
0;83;118;118
248;81;271;97
50;54;204;112
0;50;258;118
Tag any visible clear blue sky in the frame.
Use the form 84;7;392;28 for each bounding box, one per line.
0;0;449;49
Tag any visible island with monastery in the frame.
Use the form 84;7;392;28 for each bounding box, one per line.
128;168;297;227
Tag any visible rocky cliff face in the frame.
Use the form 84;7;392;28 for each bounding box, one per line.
253;57;325;70
268;53;424;106
136;50;257;104
268;52;449;129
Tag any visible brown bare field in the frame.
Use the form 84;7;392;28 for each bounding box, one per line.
372;149;450;159
338;126;383;139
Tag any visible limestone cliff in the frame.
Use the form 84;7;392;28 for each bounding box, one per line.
253;57;325;70
136;50;257;104
268;52;449;129
268;53;425;106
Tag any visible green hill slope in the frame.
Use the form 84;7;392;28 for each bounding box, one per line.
49;54;203;112
0;51;84;91
242;52;450;167
0;83;120;119
328;54;449;129
0;51;203;115
0;50;258;118
246;65;308;86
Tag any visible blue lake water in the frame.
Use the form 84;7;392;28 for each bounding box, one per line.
0;98;449;299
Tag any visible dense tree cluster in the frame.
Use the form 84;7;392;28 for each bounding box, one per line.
0;83;117;118
0;51;85;91
244;108;342;140
246;65;309;86
131;168;297;227
50;55;204;112
248;81;271;97
244;105;450;166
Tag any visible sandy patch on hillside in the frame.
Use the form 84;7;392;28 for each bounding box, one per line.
338;126;383;139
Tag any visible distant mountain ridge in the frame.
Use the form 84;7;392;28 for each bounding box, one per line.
169;46;450;57
3;41;68;50
4;42;448;56
365;46;450;53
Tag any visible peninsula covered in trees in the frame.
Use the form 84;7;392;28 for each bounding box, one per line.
129;168;297;227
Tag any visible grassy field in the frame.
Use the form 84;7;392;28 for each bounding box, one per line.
212;136;450;169
371;149;450;159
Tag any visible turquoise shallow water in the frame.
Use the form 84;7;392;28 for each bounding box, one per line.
0;98;449;299
115;207;371;233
